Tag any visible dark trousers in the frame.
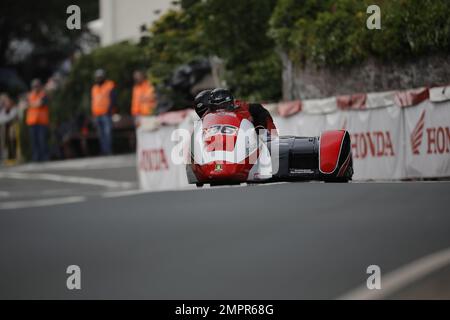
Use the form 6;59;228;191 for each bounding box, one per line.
29;125;49;162
95;115;112;155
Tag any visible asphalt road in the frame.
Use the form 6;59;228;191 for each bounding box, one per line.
0;156;450;299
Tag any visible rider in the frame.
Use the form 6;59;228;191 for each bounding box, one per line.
194;88;277;136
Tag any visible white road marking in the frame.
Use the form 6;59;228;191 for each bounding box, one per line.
4;155;135;172
339;247;450;300
0;196;86;210
102;185;198;198
103;189;151;198
0;191;11;197
0;172;134;189
102;183;279;198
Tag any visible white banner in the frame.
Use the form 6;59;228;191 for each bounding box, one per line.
345;106;405;180
137;126;190;191
274;106;405;180
405;101;450;178
274;113;325;137
137;100;450;190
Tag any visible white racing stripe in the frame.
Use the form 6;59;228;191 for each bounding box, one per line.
0;196;86;210
0;172;134;189
339;247;450;299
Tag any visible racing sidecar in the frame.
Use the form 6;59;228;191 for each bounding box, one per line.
186;107;353;186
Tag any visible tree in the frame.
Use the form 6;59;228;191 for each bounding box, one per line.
144;0;282;102
200;0;281;100
144;9;207;86
0;0;98;80
269;0;450;67
51;42;148;123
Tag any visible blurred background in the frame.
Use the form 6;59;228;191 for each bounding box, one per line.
1;0;449;163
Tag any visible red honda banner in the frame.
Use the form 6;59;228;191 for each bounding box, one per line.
404;101;450;178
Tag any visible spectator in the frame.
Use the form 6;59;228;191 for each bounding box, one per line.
131;70;156;125
45;73;63;94
26;79;50;162
0;93;19;162
90;69;116;155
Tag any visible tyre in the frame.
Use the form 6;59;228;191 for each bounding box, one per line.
324;157;353;183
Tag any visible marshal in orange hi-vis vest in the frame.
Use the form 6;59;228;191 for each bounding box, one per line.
131;80;156;116
26;90;49;126
91;80;115;116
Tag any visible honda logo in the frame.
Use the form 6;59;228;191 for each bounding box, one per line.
410;110;450;155
351;131;395;159
410;110;425;155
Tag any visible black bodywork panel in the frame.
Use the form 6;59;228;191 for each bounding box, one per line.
271;136;320;180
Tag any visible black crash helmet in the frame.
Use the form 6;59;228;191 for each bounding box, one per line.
194;89;212;109
209;88;235;109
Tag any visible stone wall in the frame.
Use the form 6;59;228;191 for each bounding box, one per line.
281;52;450;100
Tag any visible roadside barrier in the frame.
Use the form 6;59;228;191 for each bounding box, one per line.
137;86;450;190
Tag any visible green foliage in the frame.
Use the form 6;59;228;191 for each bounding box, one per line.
0;0;98;68
200;0;281;100
201;0;277;64
143;0;282;101
369;0;450;59
51;42;148;123
144;9;207;86
269;0;332;50
269;0;450;67
227;51;282;102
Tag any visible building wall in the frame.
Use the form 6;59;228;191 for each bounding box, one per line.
282;53;450;100
99;0;176;46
